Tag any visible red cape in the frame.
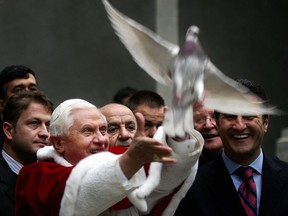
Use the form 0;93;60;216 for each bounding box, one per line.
16;147;179;216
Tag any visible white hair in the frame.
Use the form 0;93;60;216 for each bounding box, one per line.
50;99;97;136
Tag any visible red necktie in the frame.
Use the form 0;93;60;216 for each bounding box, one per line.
236;166;257;216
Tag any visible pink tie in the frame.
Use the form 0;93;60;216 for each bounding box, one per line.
236;166;257;216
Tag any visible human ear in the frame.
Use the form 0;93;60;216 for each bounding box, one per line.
163;106;169;113
50;136;65;153
3;122;13;140
263;116;269;132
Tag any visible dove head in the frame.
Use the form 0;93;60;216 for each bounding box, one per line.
179;25;205;58
173;25;205;108
186;25;200;41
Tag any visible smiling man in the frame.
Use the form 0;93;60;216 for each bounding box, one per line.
0;91;53;216
15;98;204;216
175;78;288;216
193;101;223;166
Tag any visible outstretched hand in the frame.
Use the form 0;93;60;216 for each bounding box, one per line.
119;112;176;179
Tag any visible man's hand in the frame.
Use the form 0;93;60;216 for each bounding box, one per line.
119;112;176;179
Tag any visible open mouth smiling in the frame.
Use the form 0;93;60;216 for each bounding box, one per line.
232;134;249;139
203;134;218;139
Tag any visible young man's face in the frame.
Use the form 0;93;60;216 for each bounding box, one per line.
134;104;165;138
217;114;268;164
5;102;51;165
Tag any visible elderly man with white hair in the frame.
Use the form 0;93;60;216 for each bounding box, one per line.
15;98;203;216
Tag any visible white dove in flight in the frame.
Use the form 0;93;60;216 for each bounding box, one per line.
102;0;279;139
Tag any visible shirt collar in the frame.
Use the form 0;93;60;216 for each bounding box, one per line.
222;149;263;175
2;150;23;175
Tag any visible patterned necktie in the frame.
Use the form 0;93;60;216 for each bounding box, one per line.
236;166;257;216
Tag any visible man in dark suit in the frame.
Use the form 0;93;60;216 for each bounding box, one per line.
174;78;288;216
0;154;17;215
0;91;53;216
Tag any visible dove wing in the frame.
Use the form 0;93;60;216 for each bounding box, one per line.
203;61;279;115
102;0;179;85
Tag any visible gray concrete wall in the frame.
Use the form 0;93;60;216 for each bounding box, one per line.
0;0;156;107
0;0;287;154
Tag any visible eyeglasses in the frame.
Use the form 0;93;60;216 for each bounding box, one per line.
194;114;216;125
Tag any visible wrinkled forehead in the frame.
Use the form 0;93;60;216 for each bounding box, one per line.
107;114;136;125
101;104;135;120
107;108;134;118
70;107;105;123
193;106;214;116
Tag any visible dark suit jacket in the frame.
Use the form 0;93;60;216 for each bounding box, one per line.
0;154;17;216
174;155;288;216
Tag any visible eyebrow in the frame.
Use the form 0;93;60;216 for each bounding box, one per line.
108;122;121;126
125;121;136;124
12;83;37;89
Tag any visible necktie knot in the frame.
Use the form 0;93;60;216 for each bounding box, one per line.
236;166;254;182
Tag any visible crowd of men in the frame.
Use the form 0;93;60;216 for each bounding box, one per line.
1;65;288;216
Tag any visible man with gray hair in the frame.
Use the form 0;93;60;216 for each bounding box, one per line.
15;98;203;216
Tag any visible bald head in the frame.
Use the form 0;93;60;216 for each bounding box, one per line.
100;103;133;118
100;103;137;147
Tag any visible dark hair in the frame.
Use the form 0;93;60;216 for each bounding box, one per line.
215;78;268;119
113;86;138;105
0;65;36;100
127;90;165;112
234;78;268;102
3;91;53;127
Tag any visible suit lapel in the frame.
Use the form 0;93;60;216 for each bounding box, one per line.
207;158;246;216
0;154;17;203
259;156;286;215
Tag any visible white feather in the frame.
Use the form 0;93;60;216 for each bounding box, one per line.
203;61;278;115
102;0;178;85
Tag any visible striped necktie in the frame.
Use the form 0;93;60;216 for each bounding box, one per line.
236;166;257;216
